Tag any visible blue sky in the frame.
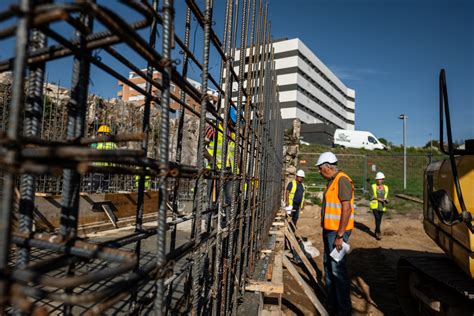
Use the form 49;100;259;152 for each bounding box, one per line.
268;0;473;146
0;0;472;146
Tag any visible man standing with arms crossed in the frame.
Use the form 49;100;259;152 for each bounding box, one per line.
316;152;355;316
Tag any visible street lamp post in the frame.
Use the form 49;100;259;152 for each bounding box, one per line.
399;114;407;190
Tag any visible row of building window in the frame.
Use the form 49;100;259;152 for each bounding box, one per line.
235;49;356;103
293;51;355;103
293;102;340;129
297;68;354;114
294;84;355;125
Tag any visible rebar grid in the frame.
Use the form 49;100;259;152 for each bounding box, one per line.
0;1;284;314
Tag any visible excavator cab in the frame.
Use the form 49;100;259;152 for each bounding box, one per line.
397;70;474;315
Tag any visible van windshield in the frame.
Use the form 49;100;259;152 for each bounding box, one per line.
368;136;378;144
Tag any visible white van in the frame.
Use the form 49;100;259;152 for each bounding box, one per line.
333;129;386;150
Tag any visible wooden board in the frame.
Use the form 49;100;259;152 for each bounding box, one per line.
395;193;423;204
260;305;283;316
284;226;318;282
283;256;328;316
272;253;283;286
245;280;284;294
269;230;283;236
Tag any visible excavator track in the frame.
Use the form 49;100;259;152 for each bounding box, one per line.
397;254;474;315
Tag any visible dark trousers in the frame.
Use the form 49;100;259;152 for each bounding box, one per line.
92;173;110;192
206;177;233;229
323;229;352;316
291;204;301;225
372;209;384;234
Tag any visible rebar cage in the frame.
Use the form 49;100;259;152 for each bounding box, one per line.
0;0;284;314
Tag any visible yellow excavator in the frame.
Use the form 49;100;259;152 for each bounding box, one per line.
397;69;474;315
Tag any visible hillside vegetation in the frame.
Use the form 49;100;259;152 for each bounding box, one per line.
296;144;446;198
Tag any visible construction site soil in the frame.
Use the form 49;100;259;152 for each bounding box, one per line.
282;201;442;316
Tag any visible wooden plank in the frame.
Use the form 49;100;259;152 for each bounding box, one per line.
287;218;301;239
272;253;283;286
395;193;423;204
260;305;282;316
245;280;284;294
35;192;53;197
266;261;274;281
283;256;328;316
269;230;283;236
272;222;285;226
260;249;273;254
284;226;318;282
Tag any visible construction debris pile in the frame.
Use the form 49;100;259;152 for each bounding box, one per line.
0;0;284;315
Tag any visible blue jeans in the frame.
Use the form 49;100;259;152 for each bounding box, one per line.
323;229;352;316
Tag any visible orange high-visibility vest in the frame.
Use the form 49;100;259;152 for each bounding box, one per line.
323;171;355;231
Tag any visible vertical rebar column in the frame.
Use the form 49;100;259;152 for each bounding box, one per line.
191;0;213;313
131;0;159;312
236;0;256;297
226;0;249;310
167;4;191;313
212;0;234;313
155;0;173;314
171;5;191;250
17;26;47;269
59;9;93;239
0;0;31;308
212;0;233;315
245;0;263;273
249;1;267;268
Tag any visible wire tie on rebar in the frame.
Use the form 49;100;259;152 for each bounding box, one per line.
172;58;180;66
159;58;173;68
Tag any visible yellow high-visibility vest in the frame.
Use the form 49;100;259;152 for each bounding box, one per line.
370;184;389;211
288;180;305;208
207;127;235;170
94;141;118;166
135;174;151;189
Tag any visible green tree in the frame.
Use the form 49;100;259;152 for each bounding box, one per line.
424;139;440;149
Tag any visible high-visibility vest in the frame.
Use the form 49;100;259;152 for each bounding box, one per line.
323;171;355;231
370;184;389;211
288;180;305;208
94;141;118;166
207;127;235;170
135;174;151;189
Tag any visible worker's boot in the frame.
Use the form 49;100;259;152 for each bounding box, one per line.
375;232;382;240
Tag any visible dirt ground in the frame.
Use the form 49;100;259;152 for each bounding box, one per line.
281;199;442;316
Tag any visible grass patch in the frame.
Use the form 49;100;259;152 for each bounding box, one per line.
296;144;446;198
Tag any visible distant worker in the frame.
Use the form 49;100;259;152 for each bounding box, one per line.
204;106;238;228
370;172;389;240
91;125;117;192
135;171;151;191
285;169;306;225
316;152;355;316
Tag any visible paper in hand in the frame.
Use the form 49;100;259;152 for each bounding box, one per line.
330;241;350;262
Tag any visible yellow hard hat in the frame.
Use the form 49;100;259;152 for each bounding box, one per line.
98;125;111;133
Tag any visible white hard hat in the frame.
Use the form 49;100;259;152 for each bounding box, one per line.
296;169;305;178
316;152;338;166
375;172;385;180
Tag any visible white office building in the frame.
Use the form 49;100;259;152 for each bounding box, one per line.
233;38;355;130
